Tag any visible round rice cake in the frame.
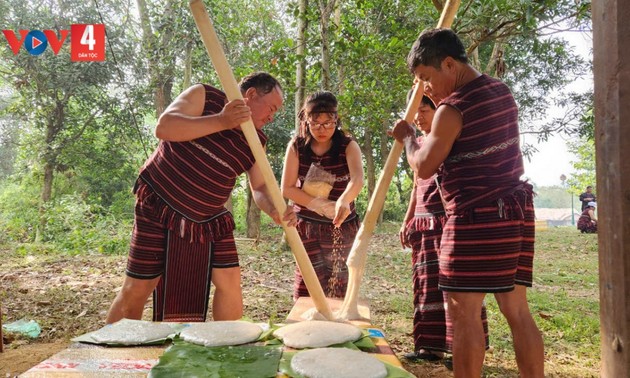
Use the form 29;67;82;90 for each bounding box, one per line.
273;320;362;349
291;347;388;378
179;321;262;347
90;319;175;345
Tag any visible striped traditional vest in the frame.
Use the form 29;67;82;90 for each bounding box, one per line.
438;74;526;215
136;84;267;242
293;135;357;223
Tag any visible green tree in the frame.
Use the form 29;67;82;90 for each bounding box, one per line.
0;0;147;242
567;137;595;195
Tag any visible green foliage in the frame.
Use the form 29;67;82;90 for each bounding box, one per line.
40;194;130;255
567;137;596;194
0;178;41;243
0;180;131;254
534;186;574;208
0;0;594;254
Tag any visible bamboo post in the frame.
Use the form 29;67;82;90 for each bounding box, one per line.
0;305;3;352
337;0;462;320
189;0;333;320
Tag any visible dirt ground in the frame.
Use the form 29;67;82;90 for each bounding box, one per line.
0;245;451;377
1;229;600;377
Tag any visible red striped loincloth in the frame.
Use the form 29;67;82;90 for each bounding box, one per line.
438;192;535;292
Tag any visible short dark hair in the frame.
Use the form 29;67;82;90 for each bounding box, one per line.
586;185;593;189
239;72;282;95
407;28;468;72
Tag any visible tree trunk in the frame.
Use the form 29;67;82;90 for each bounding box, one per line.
295;0;308;131
363;127;375;202
36;161;54;242
246;185;261;239
335;3;345;96
484;41;505;78
377;119;390;224
318;0;336;90
136;0;175;117
156;0;175;114
37;106;63;242
183;42;193;90
469;46;480;70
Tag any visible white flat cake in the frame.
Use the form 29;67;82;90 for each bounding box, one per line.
291;348;388;378
179;321;262;347
273;320;362;349
90;319;175;345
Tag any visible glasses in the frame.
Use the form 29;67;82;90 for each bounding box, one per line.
308;120;337;130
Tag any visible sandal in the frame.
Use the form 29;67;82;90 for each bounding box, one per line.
403;350;444;362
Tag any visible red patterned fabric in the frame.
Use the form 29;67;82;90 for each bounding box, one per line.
125;84;264;321
438;74;526;216
435;75;536;293
406;137;446;233
406;145;488;352
137;84;267;243
408;229;489;352
293;217;359;300
292;136;357;223
439;191;535;292
290;135;360;299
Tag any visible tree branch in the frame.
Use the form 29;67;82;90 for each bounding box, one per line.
453;0;474;30
466;18;520;55
431;0;443;13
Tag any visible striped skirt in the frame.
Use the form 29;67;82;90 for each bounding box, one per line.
409;229;489;353
293;216;359;300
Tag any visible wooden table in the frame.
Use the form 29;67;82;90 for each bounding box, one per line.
22;298;404;376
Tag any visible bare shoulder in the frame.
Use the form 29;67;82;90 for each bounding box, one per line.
433;104;463;140
345;139;362;154
166;84;206;116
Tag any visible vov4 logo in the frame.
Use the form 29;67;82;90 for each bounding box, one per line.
2;24;105;61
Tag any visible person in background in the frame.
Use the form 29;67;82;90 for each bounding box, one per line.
579;185;596;211
281;91;364;300
577;201;597;233
106;72;296;324
391;28;544;377
400;93;489;362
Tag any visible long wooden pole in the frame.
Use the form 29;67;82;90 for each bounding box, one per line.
337;0;461;320
0;304;3;353
189;0;333;320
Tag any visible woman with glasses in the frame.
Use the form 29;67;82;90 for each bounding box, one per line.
281;91;364;300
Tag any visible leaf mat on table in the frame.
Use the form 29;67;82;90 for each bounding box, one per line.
149;339;282;378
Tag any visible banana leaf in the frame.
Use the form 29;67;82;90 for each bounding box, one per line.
150;340;282;378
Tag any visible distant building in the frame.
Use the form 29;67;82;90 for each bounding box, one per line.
535;208;583;227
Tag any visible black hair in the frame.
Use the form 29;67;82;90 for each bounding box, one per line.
406;90;436;110
407;28;468;72
239;72;282;95
292;91;347;162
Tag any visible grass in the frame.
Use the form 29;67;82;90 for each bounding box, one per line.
0;225;599;377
